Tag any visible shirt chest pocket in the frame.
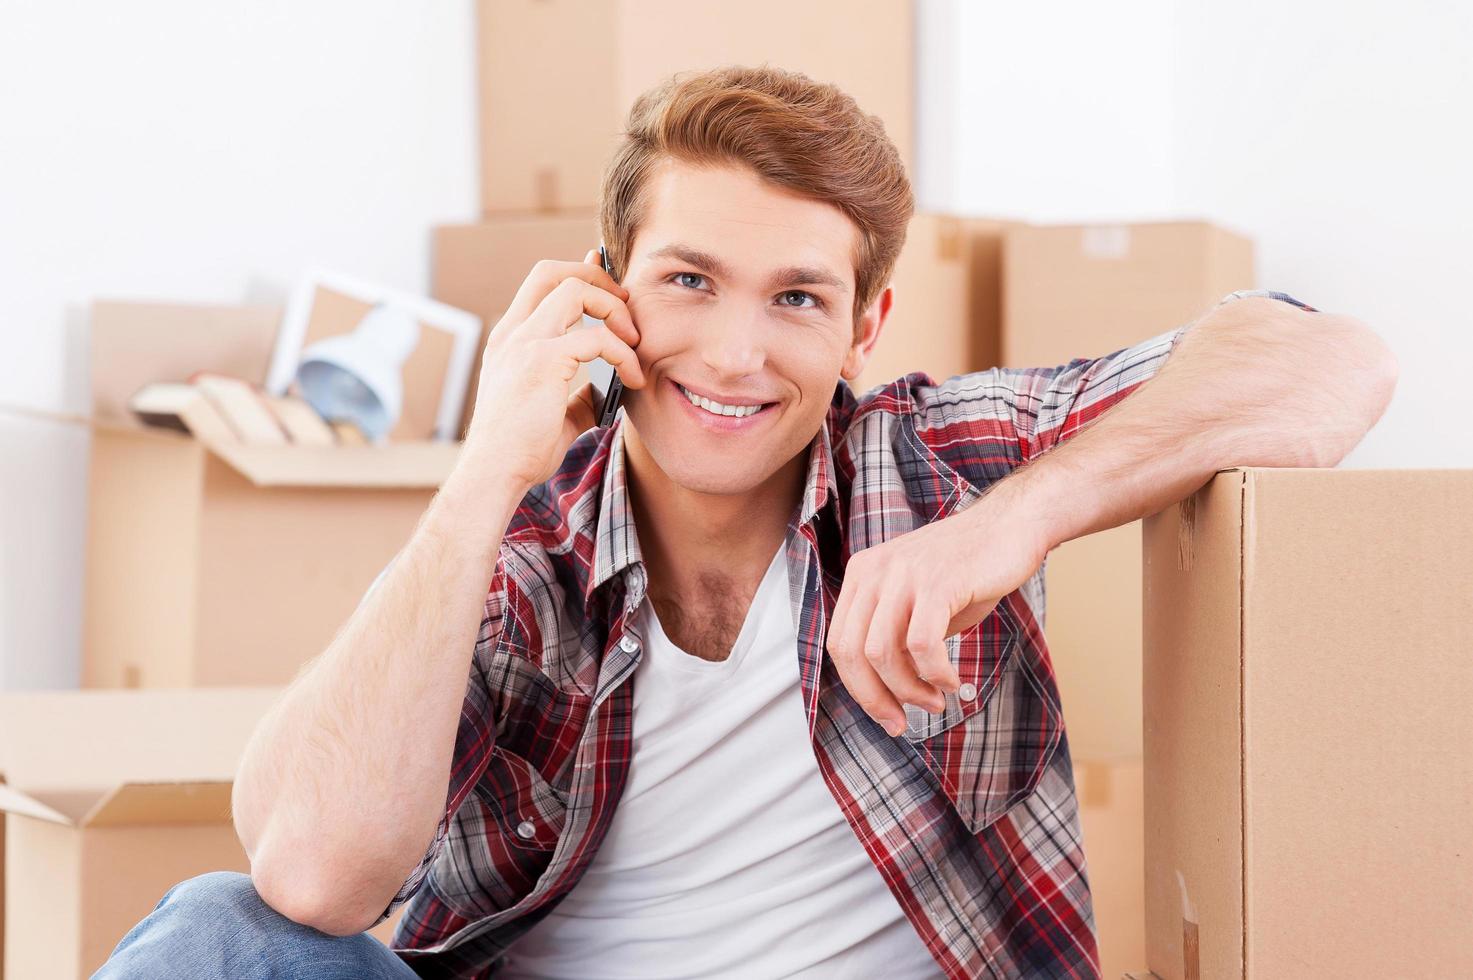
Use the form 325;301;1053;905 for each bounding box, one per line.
900;605;1063;834
479;745;570;852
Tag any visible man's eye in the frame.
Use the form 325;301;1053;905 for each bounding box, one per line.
674;272;706;290
779;290;820;309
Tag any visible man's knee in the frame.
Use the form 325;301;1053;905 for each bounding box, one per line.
160;870;270;920
97;870;403;980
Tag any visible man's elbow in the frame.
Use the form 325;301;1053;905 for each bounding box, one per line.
1309;316;1400;468
1346;315;1400;426
249;848;391;938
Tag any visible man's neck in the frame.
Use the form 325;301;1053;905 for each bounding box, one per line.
620;423;808;602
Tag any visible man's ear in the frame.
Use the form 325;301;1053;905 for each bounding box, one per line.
840;283;894;382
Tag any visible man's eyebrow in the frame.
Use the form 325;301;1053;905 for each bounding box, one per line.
645;243;849;293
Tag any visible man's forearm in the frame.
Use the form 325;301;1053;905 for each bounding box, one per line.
980;297;1399;552
232;450;527;935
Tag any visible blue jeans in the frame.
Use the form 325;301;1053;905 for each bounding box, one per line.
94;870;418;979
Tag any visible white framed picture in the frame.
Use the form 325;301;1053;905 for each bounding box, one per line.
265;269;482;442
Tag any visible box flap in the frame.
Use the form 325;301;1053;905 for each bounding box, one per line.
207;440;463;488
0;689;280;797
90;300;281;423
0;782;80;826
80;781;234;827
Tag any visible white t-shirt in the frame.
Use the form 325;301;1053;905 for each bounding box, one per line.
497;542;942;979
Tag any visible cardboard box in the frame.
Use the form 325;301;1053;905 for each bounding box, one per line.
1076;756;1146;980
0;688;408;979
1002;221;1254;368
1141;468;1473;978
476;0;915;212
854;214;1013;393
1003;221;1255;758
82;301;462;688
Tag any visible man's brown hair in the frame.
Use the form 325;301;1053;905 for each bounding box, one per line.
598;64;915;334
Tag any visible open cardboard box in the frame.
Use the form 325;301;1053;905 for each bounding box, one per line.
0;689;406;977
82;299;466;688
1139;467;1473;978
0;688;423;979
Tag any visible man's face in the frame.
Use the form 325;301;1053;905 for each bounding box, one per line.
619;157;889;497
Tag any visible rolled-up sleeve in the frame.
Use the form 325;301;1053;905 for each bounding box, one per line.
911;288;1317;487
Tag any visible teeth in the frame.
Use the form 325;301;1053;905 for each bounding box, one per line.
679;384;762;418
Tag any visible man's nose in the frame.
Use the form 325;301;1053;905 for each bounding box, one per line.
700;311;765;377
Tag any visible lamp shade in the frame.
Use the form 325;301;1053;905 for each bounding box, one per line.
295;303;420;444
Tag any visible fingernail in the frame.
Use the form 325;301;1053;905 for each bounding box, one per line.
884;717;906;737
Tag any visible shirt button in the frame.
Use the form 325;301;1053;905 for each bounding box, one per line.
516;819;536;839
619;635;639;653
958;682;977;702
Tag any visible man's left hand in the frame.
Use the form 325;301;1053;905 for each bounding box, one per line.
825;492;1050;737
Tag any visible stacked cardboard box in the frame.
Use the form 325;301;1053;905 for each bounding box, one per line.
1001;220;1256;978
1136;467;1473;978
474;0;916;214
0;689;408;978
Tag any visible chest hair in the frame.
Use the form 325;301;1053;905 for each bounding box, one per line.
649;569;757;663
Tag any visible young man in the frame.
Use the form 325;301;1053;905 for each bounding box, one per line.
99;66;1396;979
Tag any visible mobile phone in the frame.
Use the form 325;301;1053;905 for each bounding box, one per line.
583;244;626;428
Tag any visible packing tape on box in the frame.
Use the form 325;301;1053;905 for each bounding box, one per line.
1080;760;1112;808
1176;492;1198;572
1177;869;1201;980
534;167;560;212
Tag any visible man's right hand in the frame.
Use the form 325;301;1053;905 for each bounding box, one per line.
461;249;646;492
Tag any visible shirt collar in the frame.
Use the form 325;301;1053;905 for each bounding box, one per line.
584;407;840;602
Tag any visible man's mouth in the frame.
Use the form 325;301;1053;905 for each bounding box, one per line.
669;378;777;429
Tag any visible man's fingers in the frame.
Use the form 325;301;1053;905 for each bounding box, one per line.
829;584;910;736
501;258;630;332
905;600;961;693
836;638;908;737
865;592;946;714
554;322;647;389
525;277;640;350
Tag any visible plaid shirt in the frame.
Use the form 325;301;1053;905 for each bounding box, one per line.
375;289;1317;979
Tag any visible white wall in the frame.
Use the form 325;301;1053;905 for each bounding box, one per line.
2;0;1466;688
924;0;1179;222
1169;0;1472;468
935;0;1470;469
0;0;477;688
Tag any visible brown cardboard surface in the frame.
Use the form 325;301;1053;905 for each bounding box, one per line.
82;302;463;689
855;214;1013;393
1002;221;1254;366
89;301;280;422
1005;221;1255;759
0;689;408;977
1141;468;1473;979
432;212;602;437
83;422;446;688
477;0;915;213
1076;756;1146;980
